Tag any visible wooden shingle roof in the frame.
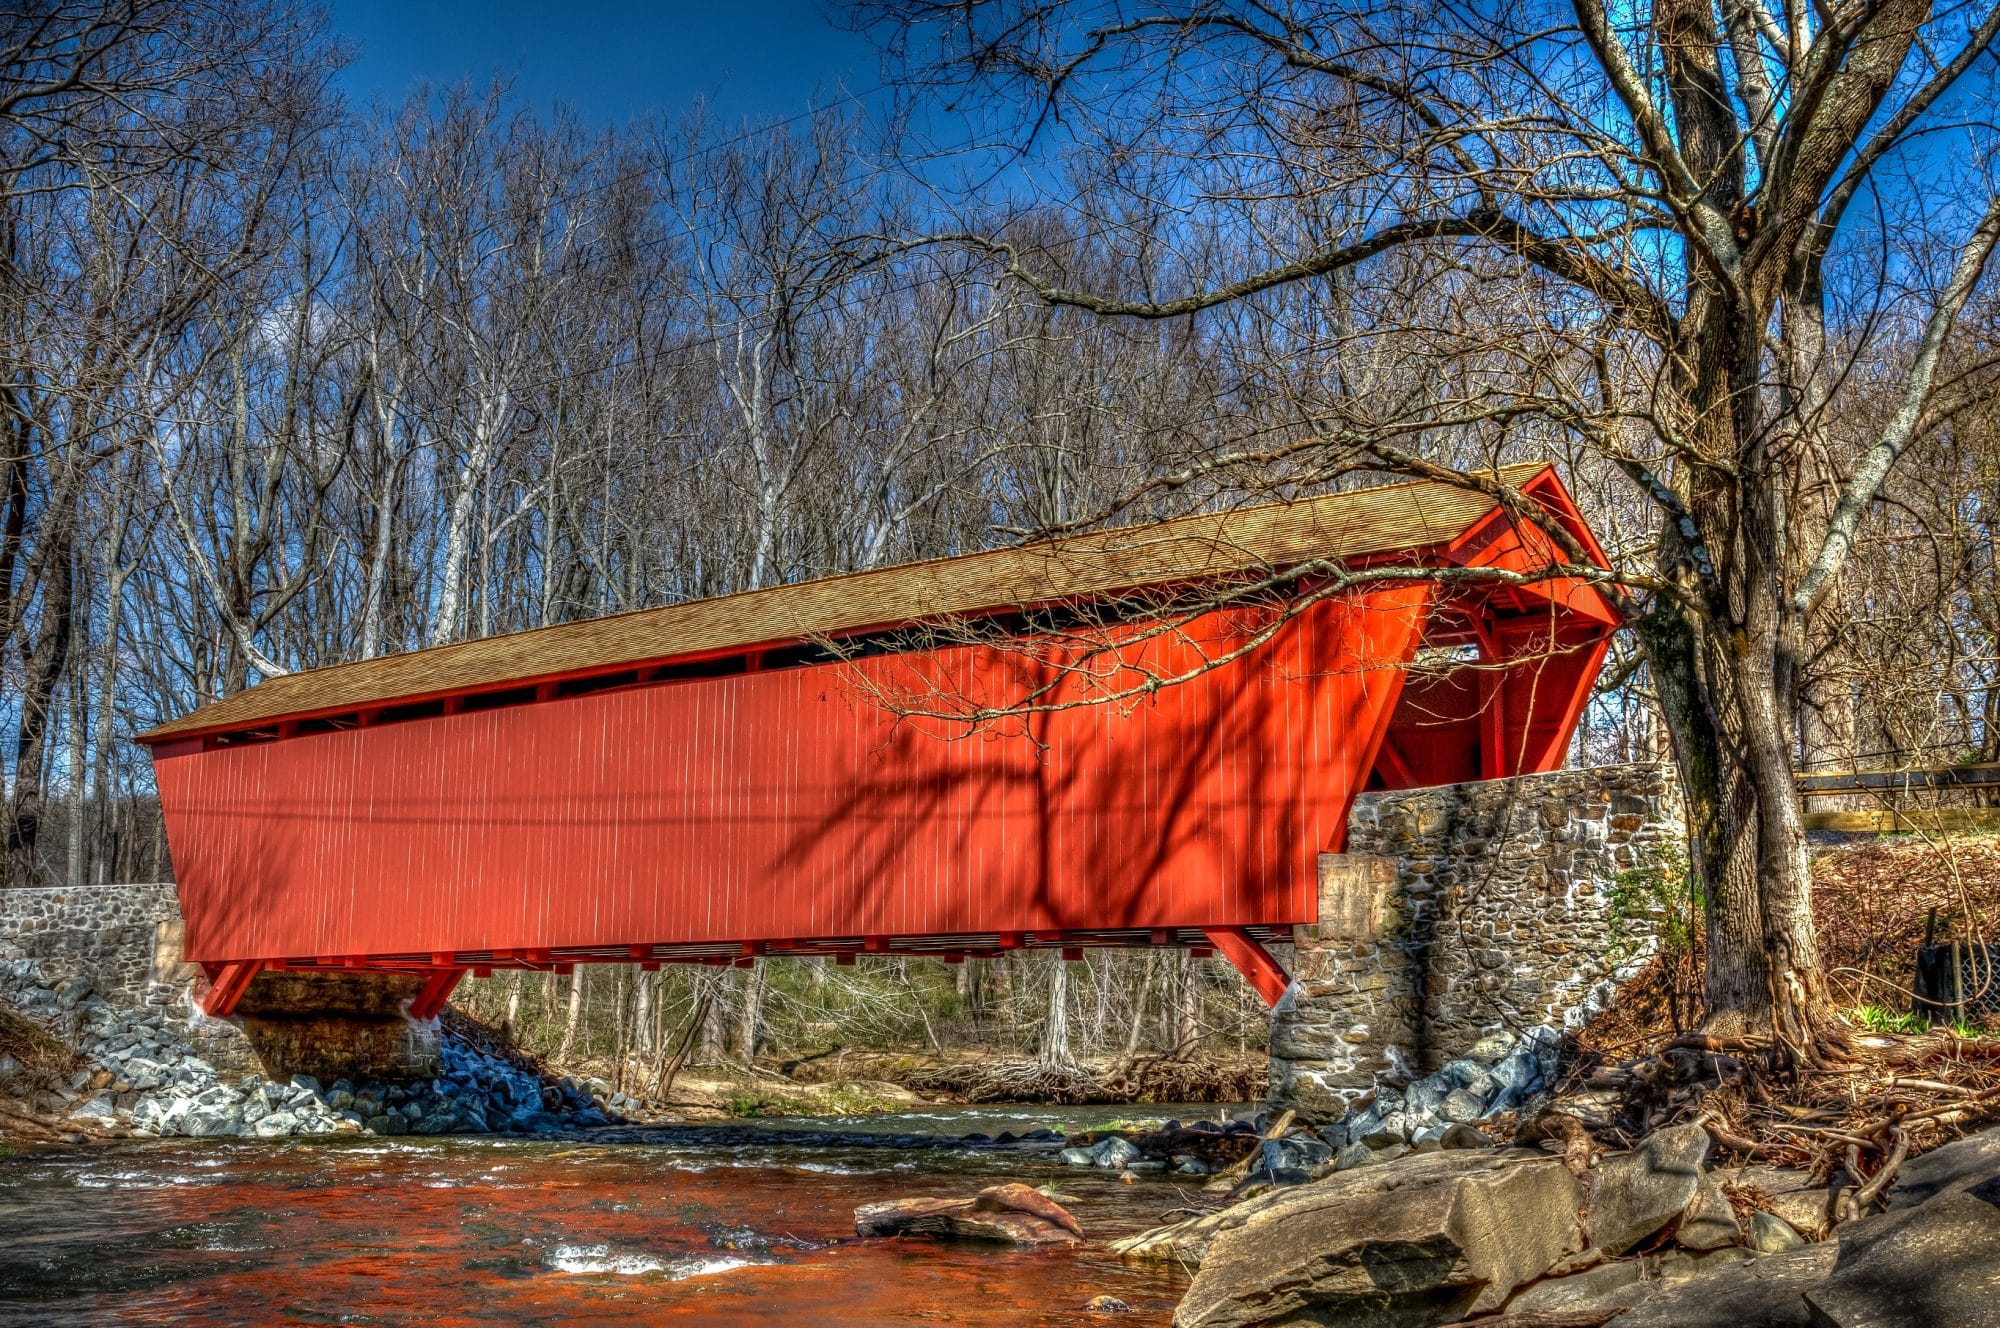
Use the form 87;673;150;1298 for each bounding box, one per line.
139;463;1552;743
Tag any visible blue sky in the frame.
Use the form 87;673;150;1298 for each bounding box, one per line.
326;0;880;125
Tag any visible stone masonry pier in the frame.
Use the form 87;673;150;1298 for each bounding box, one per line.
0;884;440;1082
1270;763;1683;1119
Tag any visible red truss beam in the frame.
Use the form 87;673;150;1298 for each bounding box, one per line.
1200;928;1292;1007
196;959;261;1017
408;968;466;1020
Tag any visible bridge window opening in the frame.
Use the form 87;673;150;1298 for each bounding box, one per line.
457;684;538;713
378;698;448;725
552;669;641;699
647;654;750;683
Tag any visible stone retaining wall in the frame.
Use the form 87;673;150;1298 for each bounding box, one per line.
1270;762;1683;1119
0;883;186;998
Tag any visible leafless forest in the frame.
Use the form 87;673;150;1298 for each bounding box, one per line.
3;1;2000;1074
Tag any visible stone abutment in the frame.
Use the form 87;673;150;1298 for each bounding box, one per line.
1269;762;1684;1119
0;885;440;1081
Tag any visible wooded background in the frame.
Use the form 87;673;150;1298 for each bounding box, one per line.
4;1;1998;1072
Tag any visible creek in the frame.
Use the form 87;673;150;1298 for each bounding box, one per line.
0;1105;1209;1326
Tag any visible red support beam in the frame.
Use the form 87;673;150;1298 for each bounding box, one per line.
197;959;261;1017
408;967;465;1020
1374;735;1420;787
1201;927;1291;1008
1472;613;1509;780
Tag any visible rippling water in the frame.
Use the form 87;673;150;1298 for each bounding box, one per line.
0;1106;1208;1325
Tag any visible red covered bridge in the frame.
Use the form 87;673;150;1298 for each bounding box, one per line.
139;464;1617;1020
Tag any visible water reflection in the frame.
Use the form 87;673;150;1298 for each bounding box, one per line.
0;1106;1204;1326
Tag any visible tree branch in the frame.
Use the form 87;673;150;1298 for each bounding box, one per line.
1795;191;2000;614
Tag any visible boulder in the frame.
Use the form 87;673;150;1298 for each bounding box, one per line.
252;1111;296;1138
1261;1134;1332;1181
1802;1174;2000;1327
1745;1211;1805;1254
1437;1089;1488;1125
1093;1136;1142;1169
67;1094;119;1127
1729;1164;1838;1241
1677;1175;1741;1250
1175;1149;1582;1328
854;1182;1084;1245
1587;1123;1710;1256
1504;1258;1653;1318
1602;1244;1834;1327
1884;1124;2000;1209
181;1106;241;1138
1111;1208;1240;1266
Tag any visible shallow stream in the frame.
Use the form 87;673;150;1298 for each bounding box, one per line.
0;1105;1212;1325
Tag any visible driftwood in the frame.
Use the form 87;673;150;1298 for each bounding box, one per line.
1201;1108;1296;1193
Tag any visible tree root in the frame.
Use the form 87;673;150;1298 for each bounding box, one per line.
905;1054;1259;1105
1561;1025;1999;1232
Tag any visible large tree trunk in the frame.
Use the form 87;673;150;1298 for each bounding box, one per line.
556;966;586;1062
697;969;734;1064
1642;551;1835;1051
8;525;74;887
633;969;654;1055
734;959;768;1061
1036;952;1075;1071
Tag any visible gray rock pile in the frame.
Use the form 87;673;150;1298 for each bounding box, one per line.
0;953;625;1141
1053;1030;1553;1192
1317;1028;1555;1158
1067;1029;1556;1194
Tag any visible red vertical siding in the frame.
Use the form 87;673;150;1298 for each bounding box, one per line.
154;585;1435;966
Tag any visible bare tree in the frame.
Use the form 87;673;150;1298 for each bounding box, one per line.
863;0;2000;1050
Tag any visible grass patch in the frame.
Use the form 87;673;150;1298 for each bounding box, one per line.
1849;1004;1995;1037
1851;1004;1930;1034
